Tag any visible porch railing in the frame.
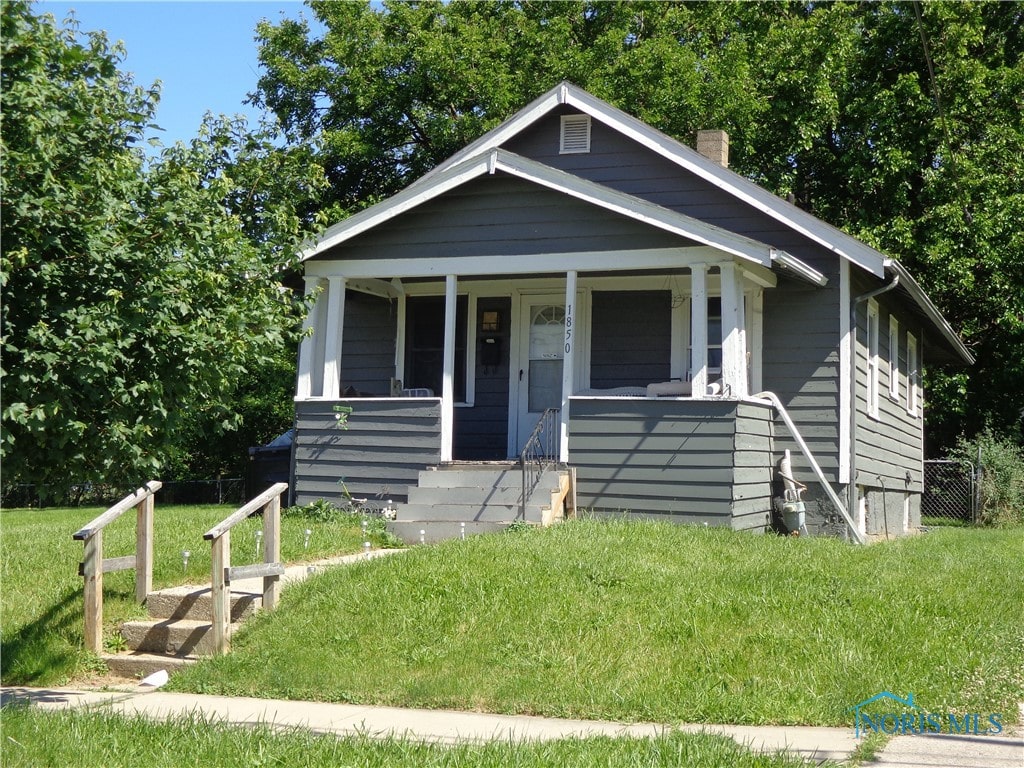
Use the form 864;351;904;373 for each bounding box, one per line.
203;483;287;655
72;481;161;653
520;408;559;519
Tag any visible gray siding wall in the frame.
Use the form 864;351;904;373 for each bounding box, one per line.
454;296;511;459
568;398;772;527
850;272;925;535
590;291;671;389
760;273;843;487
293;399;441;506
324;174;688;262
507;109;846;489
340;291;397;396
732;401;775;531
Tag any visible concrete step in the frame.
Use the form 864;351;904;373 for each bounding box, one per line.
121;618;233;656
395;503;545;524
101;651;198;680
386;520;513;544
406;484;528;506
146;585;261;622
416;467;523;488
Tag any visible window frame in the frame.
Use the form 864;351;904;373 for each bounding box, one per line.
888;315;900;402
866;299;880;420
906;332;919;418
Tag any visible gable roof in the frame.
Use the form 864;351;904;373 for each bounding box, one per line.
410;81;971;364
416;81;889;278
306;81;971;364
304;148;825;284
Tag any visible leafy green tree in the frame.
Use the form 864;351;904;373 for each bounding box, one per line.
0;2;325;496
252;0;1023;449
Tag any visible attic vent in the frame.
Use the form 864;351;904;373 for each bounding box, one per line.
560;114;591;154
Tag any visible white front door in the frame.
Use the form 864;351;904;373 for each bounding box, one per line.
513;298;565;454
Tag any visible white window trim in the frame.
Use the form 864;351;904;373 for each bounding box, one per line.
888;315;900;402
866;299;880;420
396;290;475;407
907;332;919;418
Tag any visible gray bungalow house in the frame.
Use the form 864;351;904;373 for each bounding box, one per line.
290;82;972;543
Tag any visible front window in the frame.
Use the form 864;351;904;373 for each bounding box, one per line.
403;295;468;401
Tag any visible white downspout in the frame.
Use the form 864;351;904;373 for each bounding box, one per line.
754;391;867;545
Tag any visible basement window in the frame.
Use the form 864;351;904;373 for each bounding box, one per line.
560;114;591;154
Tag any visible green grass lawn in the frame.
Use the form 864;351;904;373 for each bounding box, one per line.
0;503;391;686
167;520;1024;727
0;706;826;768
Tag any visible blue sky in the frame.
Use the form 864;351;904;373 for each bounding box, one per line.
38;1;318;147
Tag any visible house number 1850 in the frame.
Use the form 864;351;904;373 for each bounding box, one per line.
565;303;573;354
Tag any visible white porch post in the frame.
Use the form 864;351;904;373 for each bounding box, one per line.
441;275;457;462
322;276;346;399
559;270;577;463
296;277;320;399
690;263;708;398
720;262;748;398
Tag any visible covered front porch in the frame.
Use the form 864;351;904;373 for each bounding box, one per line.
292;250;796;527
296;250;781;462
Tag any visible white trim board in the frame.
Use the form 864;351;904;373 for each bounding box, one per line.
419;81;887;277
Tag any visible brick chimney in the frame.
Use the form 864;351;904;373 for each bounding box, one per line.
696;129;729;168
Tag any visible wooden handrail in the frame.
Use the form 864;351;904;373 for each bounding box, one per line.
73;480;162;540
72;481;161;653
205;483;288;655
203;482;288;541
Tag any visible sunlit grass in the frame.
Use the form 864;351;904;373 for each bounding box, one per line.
169;520;1024;727
0;705;826;768
0;503;388;686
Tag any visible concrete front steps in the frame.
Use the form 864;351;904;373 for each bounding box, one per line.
103;552;402;680
105;583;261;678
387;463;573;544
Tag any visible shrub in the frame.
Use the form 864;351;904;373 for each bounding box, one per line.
954;430;1024;526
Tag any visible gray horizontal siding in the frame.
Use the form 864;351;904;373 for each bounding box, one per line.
293;399;441;506
732;402;775;531
326;174;690;261
568;398;772;527
340;291;396;396
851;272;925;492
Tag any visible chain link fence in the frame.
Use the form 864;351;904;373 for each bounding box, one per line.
922;460;977;525
1;478;245;509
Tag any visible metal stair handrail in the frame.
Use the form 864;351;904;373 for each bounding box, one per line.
519;409;559;519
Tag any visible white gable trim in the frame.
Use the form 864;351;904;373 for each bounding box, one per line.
305;147;823;281
420;81;887;278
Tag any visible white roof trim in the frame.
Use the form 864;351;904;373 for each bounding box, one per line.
420;81;888;278
305;147;796;270
886;260;974;365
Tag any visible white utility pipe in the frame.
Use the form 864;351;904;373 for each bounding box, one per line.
754;391;867;545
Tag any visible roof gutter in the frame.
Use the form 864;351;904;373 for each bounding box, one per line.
848;273;900;534
885;260;974;365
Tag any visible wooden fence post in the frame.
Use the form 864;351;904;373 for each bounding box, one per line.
135;493;154;603
82;531;103;653
263;495;281;611
211;531;230;655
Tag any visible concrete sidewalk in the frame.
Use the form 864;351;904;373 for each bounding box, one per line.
1;686;856;763
5;687;1023;766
